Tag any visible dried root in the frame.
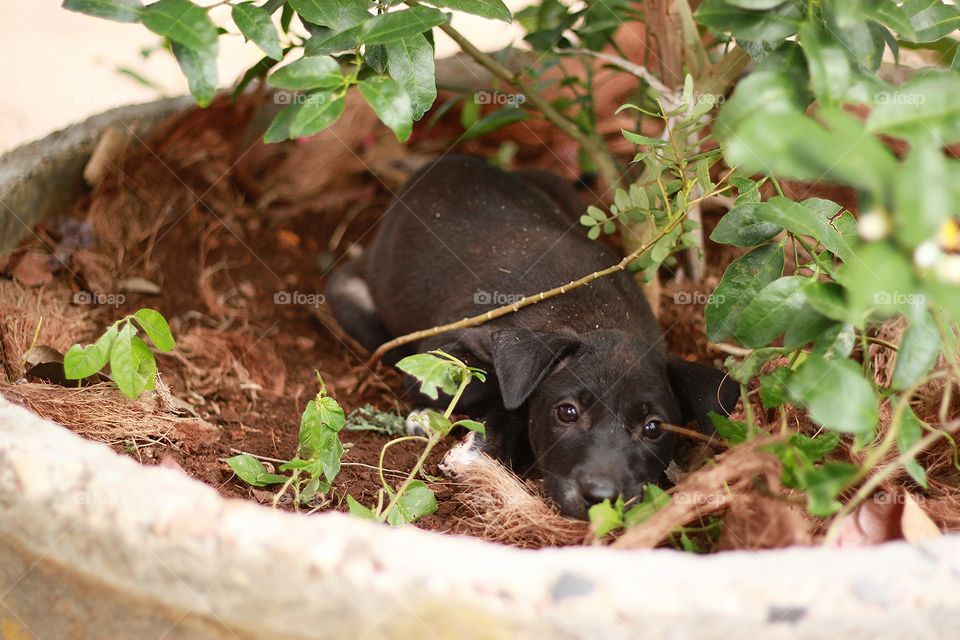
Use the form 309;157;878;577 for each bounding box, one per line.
0;378;217;446
0;281;98;383
171;326;287;398
441;436;588;548
615;437;789;550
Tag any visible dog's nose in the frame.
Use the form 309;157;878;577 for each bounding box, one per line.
578;476;619;506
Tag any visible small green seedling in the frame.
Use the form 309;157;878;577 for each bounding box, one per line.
348;350;486;526
344;403;407;436
64;308;175;399
588;485;672;539
228;373;345;509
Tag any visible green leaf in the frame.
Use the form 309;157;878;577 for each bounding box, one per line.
798;461;859;516
347;495;378;520
706;244;784;343
867;72;960;143
695;0;803;41
386;34;436;120
424;0;511;22
841;0;916;39
723;109;898;195
227;454;288;486
836;242;919;320
783;304;837;349
132;308;175;351
624;485;671;528
894;140;950;249
360;7;447;45
759;367;791;409
801;281;850;323
903;1;960;42
790;431;840;462
588;497;624;538
799;22;850;105
709;411;748;445
897;407;929;488
290;92;346;138
462;107;526;141
64;325;117;379
809;323;856;360
734;276;808;348
300;398;346;459
269;56;342;90
423;409;452;435
288;0;370;31
142;0;218;51
171;40;218;107
110;322;158;399
892;307;941;390
365;44;388;74
714;70;811;141
621;129;666;146
754;197;857;263
396;353;459;400
63;0;142;22
263;104;303;142
233;3;283;60
387;480;437;525
358;76;413;142
709;203;782;247
452;418;486;434
787;355;879;435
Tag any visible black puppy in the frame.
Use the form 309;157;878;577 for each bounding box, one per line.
327;156;738;519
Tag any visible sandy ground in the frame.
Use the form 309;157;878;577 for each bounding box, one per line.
0;1;529;153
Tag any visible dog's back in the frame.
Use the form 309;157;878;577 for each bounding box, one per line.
363;156;659;343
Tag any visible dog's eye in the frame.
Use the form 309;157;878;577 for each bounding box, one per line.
556;403;579;423
642;419;663;439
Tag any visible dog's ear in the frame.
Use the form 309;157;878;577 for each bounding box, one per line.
666;355;740;433
491;328;579;410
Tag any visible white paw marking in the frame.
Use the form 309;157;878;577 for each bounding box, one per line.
341;275;376;313
440;432;481;478
405;409;431;436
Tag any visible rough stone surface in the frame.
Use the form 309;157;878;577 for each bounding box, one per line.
0;97;193;254
1;396;960;639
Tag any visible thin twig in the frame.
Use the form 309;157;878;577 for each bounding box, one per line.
364;213;687;367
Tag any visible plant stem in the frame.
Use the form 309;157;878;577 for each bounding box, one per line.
272;469;299;509
434;20;623;191
377;373;472;523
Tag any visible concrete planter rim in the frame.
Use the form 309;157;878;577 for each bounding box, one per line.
1;98;959;639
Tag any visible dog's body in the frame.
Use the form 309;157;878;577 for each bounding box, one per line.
327;156;738;518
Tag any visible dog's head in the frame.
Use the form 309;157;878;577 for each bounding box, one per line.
487;328;739;519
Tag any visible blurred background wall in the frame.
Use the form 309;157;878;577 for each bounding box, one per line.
0;1;531;153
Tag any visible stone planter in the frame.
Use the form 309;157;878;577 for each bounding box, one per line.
2;100;959;640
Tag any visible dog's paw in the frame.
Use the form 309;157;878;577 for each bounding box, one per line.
405;408;431;436
439;432;481;478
